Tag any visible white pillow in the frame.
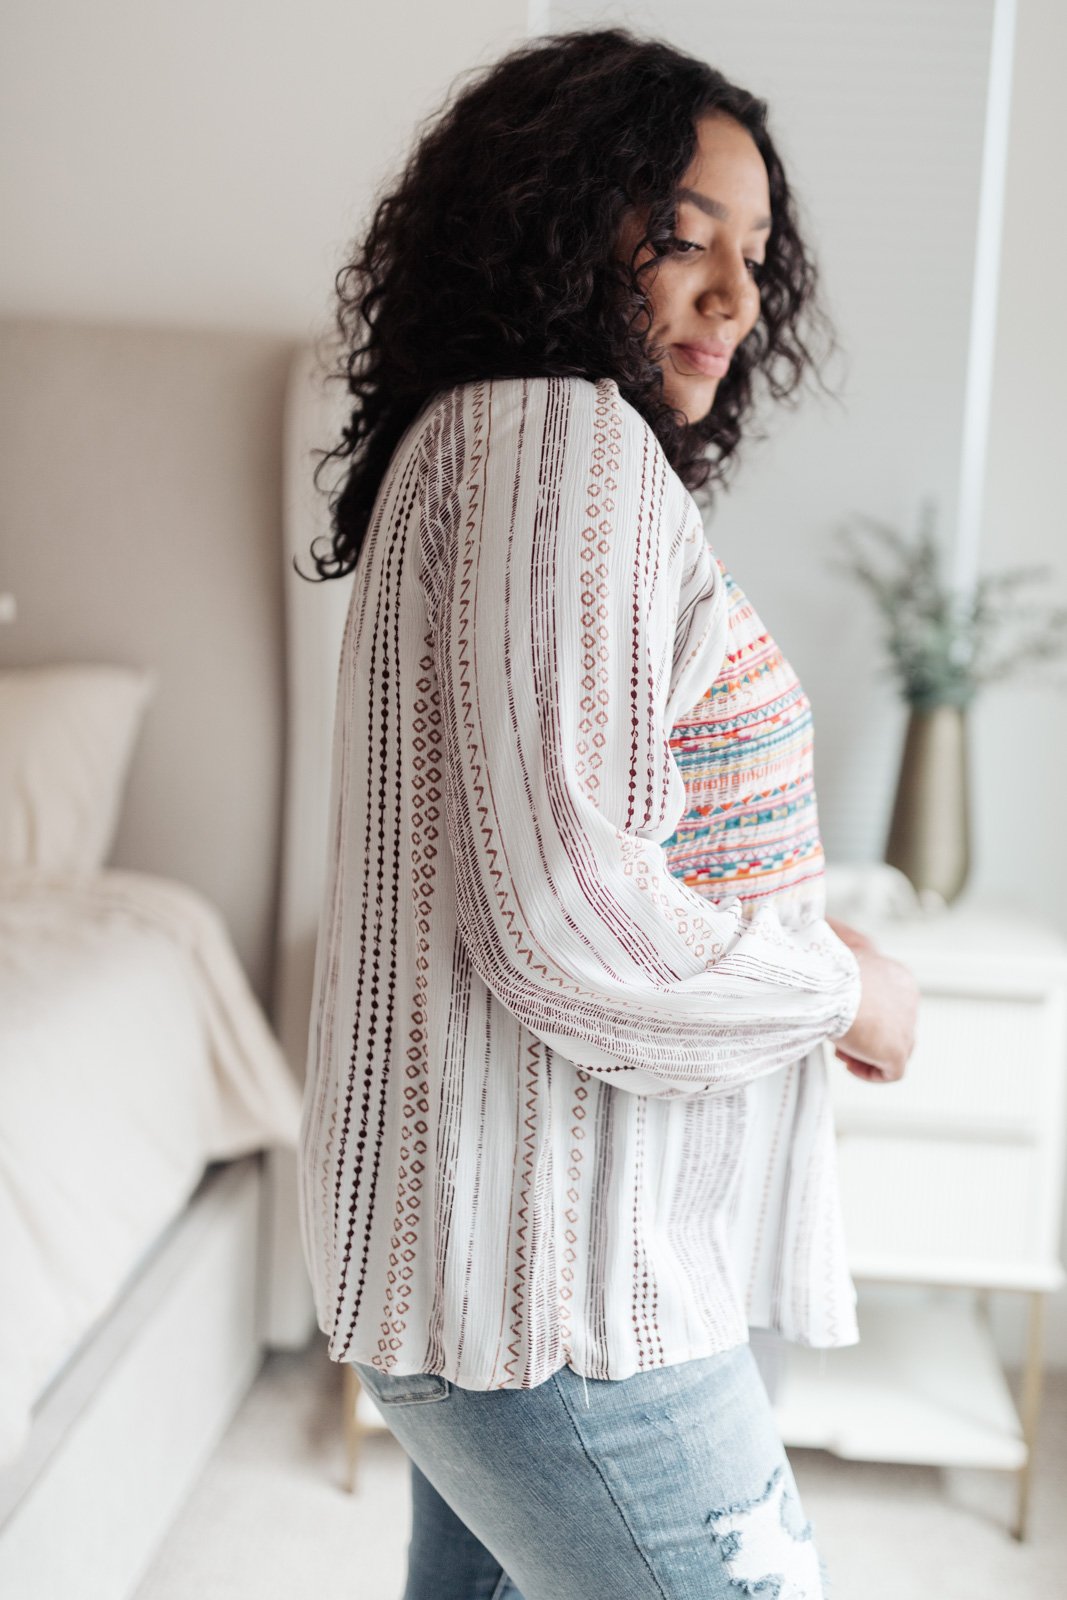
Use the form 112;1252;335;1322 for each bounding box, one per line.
0;664;155;871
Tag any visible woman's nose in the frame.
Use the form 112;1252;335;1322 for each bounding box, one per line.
696;253;751;316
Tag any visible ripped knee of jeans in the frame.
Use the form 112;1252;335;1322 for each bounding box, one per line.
704;1461;830;1598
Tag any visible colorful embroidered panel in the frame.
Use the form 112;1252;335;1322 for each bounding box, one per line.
664;560;825;929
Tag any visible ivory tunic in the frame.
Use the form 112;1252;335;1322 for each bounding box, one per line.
298;373;861;1386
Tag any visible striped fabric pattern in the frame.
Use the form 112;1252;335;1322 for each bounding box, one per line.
298;374;861;1390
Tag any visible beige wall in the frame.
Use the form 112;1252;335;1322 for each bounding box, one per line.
0;0;528;337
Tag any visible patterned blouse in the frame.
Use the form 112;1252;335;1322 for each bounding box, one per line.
298;374;862;1389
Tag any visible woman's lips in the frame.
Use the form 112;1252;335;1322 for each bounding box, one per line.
673;344;730;377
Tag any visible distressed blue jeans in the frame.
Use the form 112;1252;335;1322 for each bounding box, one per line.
351;1334;830;1600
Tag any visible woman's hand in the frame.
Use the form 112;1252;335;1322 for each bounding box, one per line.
826;915;919;1084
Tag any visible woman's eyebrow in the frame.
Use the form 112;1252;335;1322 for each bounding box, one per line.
676;185;772;232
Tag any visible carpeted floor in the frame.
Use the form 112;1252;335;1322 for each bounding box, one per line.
133;1337;1067;1599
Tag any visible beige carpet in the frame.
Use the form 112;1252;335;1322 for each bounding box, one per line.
133;1337;1067;1600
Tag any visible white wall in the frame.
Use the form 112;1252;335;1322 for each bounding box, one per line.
969;0;1067;1371
971;0;1067;939
0;0;527;337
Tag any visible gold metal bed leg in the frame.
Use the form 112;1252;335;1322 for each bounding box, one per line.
1013;1290;1045;1542
343;1361;363;1494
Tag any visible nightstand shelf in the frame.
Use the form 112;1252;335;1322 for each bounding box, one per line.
774;1288;1026;1470
776;895;1067;1540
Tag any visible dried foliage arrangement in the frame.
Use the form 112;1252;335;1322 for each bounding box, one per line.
832;497;1067;711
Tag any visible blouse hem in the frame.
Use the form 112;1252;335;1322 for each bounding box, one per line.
335;1320;859;1393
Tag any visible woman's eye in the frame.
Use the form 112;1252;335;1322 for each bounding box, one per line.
669;237;766;283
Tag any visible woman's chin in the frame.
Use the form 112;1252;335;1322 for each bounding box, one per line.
664;376;718;425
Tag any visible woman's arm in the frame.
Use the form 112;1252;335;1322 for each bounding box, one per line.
419;373;861;1098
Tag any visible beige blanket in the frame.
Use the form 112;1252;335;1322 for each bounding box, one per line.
0;868;302;1465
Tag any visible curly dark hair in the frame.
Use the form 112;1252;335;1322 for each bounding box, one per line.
308;25;839;581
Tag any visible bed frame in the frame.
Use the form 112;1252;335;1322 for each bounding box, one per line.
0;1160;263;1598
0;317;349;1596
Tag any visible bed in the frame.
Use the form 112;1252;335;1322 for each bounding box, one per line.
0;317;349;1598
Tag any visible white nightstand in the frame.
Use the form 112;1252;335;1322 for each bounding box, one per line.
772;898;1067;1539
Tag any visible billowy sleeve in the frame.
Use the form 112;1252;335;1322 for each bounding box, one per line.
417;374;860;1098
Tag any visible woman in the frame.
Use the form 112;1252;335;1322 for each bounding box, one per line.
298;26;918;1600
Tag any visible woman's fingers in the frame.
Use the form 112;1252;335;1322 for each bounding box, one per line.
833;1047;892;1083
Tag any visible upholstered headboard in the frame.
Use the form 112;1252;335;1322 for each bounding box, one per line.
0;316;294;1008
273;344;354;1082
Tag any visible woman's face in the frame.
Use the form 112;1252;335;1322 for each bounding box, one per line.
617;112;772;423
